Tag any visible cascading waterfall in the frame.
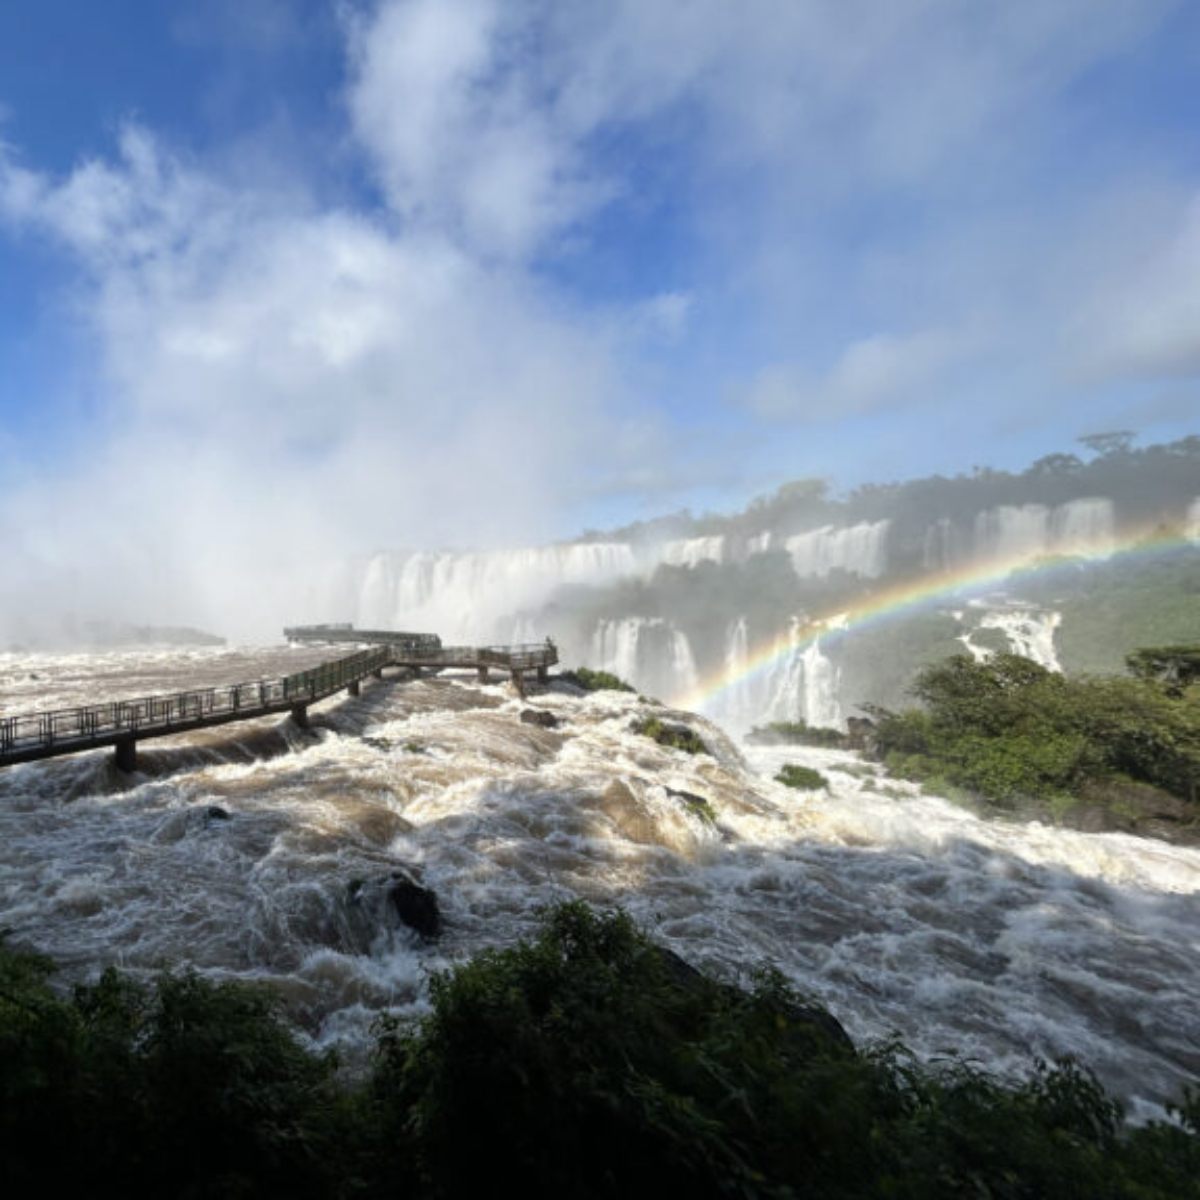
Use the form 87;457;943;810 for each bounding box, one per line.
762;619;843;730
973;505;1051;561
307;542;641;643
785;521;890;579
959;606;1063;670
1049;498;1115;556
971;498;1115;564
1187;497;1200;541
589;617;699;702
657;536;727;568
707;616;756;733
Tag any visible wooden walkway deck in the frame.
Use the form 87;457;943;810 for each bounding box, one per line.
0;627;558;773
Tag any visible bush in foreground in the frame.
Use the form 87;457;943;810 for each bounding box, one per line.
2;905;1198;1198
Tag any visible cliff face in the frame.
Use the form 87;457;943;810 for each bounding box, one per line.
304;437;1200;732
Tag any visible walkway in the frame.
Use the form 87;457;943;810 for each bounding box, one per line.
0;627;559;772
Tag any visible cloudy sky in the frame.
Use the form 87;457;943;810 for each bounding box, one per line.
1;0;1199;638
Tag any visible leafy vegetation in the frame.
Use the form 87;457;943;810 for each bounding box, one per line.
630;714;711;755
774;763;830;791
746;720;847;747
2;903;1198;1198
866;651;1200;832
561;666;637;692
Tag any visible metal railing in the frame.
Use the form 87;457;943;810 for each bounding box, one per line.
0;646;392;763
0;636;558;768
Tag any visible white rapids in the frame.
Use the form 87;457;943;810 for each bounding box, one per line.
0;644;1197;1121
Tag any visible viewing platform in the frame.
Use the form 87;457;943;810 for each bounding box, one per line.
0;627;559;773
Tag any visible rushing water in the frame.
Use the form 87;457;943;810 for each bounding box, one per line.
1;644;1197;1119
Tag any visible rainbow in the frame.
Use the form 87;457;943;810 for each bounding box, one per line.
676;524;1200;718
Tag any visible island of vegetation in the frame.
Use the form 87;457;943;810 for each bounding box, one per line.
750;643;1200;843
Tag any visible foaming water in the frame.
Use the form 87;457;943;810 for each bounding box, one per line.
1;645;1197;1117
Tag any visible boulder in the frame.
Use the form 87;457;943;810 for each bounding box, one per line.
347;869;442;941
520;708;560;728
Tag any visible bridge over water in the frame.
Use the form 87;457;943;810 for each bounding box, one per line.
0;627;558;773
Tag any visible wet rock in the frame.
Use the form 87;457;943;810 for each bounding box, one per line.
348;869;442;941
520;708;560;728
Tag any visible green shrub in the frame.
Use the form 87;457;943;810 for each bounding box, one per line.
563;667;637;692
631;715;710;755
774;763;830;791
3;906;1200;1198
746;721;846;747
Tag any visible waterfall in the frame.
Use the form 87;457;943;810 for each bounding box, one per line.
311;542;640;643
657;536;727;568
974;505;1051;561
922;517;960;571
785;521;890;579
763;620;843;730
1050;498;1114;556
960;607;1062;671
1186;498;1200;542
705;616;756;733
973;499;1116;564
590;617;698;702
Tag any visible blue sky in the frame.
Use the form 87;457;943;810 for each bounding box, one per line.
1;0;1199;637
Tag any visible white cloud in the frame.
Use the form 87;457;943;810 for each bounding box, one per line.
742;329;963;422
0;117;633;639
1065;192;1200;380
345;0;610;259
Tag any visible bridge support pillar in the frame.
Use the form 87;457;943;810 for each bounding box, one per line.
511;670;526;698
347;680;361;697
114;737;137;773
477;666;489;682
290;703;310;729
537;665;548;683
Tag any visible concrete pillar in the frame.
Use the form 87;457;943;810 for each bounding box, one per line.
477;666;489;682
348;680;361;697
290;703;310;729
114;737;137;773
512;670;525;698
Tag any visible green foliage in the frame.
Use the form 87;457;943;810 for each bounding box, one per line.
870;651;1200;822
746;720;846;747
1126;643;1200;692
774;763;830;791
631;714;710;755
0;941;357;1197
2;909;1200;1198
563;666;637;692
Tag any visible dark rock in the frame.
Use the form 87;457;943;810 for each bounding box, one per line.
520;707;560;728
204;805;232;822
386;871;442;938
346;869;443;943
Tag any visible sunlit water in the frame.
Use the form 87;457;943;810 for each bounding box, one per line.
1;645;1197;1121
